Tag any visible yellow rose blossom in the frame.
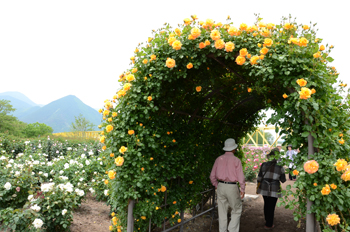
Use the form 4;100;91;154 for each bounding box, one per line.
225;42;235;52
339;138;345;145
189;181;193;184
100;136;105;143
109;226;113;231
260;29;270;37
292;170;299;175
313;183;317;186
178;219;181;223
188;34;195;40
330;184;337;189
299;87;312;100
239;23;248;31
104;179;109;185
132;68;137;73
106;125;113;133
128;130;134;135
141;216;146;220
108;170;116;180
214;39;225;49
341;170;350;181
205;40;211;46
191;14;198;20
258;43;261;48
126;74;135;82
260;47;269;55
326;214;340;226
250;56;259;65
103;110;110;116
284;23;292;30
296;78;307;87
112;112;118;117
247;88;252;93
299;37;309;47
102;146;106;150
115;156;124;166
239;48;248;57
304;160;319;174
169;33;175;38
321;184;331;195
227;26;240;36
166;58;176;68
110;153;114;157
98;109;102;113
168;37;176;45
183;18;191;25
267;23;274;29
134;48;139;53
334;159;347;171
196;86;202;92
264;38;273;47
252;32;258;37
236;56;246;65
143;59;148;64
150;54;156;61
175;28;181;36
210;30;221;41
283;93;288;99
172;40;182;50
313;51;321;58
148;96;152;101
199;42;206;49
303;25;309;30
160;185;166;192
258;22;266;28
119;146;127;154
123;83;132;91
311;89;316;94
320;45;325;51
108;117;112;122
205;19;214;27
247;54;251;59
187;63;193;69
190;27;201;39
259;55;265;60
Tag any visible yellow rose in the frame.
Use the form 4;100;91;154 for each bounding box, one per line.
132;68;137;73
267;23;274;29
260;47;269;55
150;54;156;61
190;27;201;39
227;26;239;36
260;29;270;37
250;56;259;65
106;125;113;133
214;39;225;49
313;51;321;58
299;37;309;47
134;48;139;53
247;88;252;92
264;38;273;47
98;109;102;113
320;45;325;51
339;138;345;145
148;96;152;101
283;93;288;99
258;22;266;28
108;170;116;180
128;130;134;135
284;23;292;30
199;42;206;49
334;159;347;171
341;170;350;181
205;19;214;27
112;112;117;117
239;23;248;31
119;146;127;154
326;214;340;226
187;63;193;69
160;185;166;192
296;78;307;87
172;40;182;50
330;184;337;189
188;34;195;40
100;136;105;143
321;184;331;195
235;56;246;65
183;18;191;25
303;25;309;30
189;181;193;184
210;29;221;41
225;41;235;52
168;37;176;45
123;83;132;91
115;156;124;166
126;74;135;82
311;89;316;94
299;87;312;100
166;58;176;68
205;40;211;46
143;59;148;64
239;48;248;57
103;110;110;116
196;86;202;92
175;28;181;36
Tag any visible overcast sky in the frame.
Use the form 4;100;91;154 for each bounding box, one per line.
0;0;348;110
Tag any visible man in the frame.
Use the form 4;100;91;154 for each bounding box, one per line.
210;138;245;232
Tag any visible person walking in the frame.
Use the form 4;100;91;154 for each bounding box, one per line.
210;138;245;232
286;145;298;180
256;148;286;230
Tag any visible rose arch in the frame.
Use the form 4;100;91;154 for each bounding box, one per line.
100;15;350;232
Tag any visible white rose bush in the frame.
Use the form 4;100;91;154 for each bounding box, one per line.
0;137;108;231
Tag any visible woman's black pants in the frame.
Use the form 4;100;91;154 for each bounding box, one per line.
263;196;278;227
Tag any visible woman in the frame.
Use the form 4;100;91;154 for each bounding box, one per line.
286;145;298;180
256;148;286;229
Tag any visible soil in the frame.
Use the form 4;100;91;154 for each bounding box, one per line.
70;180;305;232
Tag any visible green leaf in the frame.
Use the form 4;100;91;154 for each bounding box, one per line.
301;131;309;137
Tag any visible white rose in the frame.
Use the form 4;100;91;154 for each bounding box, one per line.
32;218;44;229
62;209;67;215
4;182;11;190
30;204;41;212
85;160;90;165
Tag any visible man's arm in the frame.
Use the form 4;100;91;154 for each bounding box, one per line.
236;160;245;194
209;160;218;188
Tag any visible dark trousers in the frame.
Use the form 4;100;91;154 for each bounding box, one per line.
263;196;278;227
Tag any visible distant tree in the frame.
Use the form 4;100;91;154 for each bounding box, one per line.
70;114;95;132
0;99;26;136
23;122;53;138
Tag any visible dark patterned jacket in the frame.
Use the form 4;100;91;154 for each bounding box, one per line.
256;160;286;198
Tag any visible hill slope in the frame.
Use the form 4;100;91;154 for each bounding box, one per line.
20;95;102;133
0;91;38;106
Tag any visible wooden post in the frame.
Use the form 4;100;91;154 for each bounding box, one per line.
306;134;317;232
127;199;135;232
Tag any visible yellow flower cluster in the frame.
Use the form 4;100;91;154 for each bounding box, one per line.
304;160;319;174
299;87;312;100
326;214;340;226
115;156;124;166
321;184;331;195
108;170;116;180
334;159;348;171
119;146;127;154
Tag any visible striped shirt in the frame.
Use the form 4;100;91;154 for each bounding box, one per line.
256;161;286;198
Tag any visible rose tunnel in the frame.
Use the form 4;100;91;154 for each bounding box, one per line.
100;16;350;232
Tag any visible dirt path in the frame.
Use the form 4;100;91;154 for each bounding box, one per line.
71;180;305;232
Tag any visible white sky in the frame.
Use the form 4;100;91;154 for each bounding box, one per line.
0;0;348;110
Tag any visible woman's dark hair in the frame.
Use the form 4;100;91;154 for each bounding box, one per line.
266;147;279;161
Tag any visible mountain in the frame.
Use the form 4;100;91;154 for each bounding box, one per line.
0;94;40;119
20;95;102;133
0;91;38;106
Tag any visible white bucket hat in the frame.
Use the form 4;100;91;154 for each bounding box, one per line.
223;138;238;151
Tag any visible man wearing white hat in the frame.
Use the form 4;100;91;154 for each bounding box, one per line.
210;138;245;232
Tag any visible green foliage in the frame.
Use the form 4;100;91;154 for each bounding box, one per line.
70;113;96;132
23;122;53;138
0;99;26;136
